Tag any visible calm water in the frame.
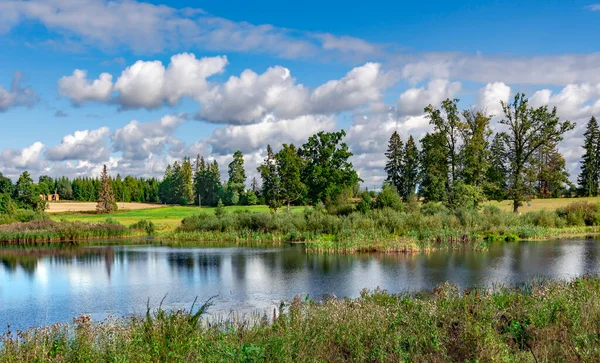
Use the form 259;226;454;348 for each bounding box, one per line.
1;238;600;331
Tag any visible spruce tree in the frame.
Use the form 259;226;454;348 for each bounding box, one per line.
96;165;116;214
419;132;448;203
578;116;600;196
485;134;508;201
384;131;404;197
401;135;419;201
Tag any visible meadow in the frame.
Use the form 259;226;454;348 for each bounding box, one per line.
2;276;599;362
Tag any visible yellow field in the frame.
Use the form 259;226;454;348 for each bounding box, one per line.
485;197;600;213
46;202;163;213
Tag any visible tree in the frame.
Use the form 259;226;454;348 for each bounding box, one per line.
258;145;281;212
384;131;404;196
499;93;574;212
96;165;116;214
578;116;600;196
534;142;570;198
275;144;305;211
402;135;419;201
485;134;508;201
419;132;448;203
0;172;14;196
228;150;246;190
460;110;492;187
15;171;46;211
299;130;359;204
425;99;462;188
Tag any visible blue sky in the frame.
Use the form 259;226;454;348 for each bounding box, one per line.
1;0;599;186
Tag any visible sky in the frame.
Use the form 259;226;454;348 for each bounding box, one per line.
1;0;600;188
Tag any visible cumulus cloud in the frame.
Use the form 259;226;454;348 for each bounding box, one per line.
0;142;45;174
396;79;461;116
194;61;391;123
0;72;39;112
111;114;186;161
477;82;511;117
45;127;110;162
58;70;113;106
206;114;337;155
59;53;228;108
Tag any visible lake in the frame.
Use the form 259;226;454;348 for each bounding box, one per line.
1;238;599;332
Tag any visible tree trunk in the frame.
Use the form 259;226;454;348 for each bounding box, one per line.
287;201;291;212
513;198;519;213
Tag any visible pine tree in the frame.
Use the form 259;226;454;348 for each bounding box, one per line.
534;142;570;198
578;116;600;196
401;135;419;201
96;165;116;214
384;131;404;197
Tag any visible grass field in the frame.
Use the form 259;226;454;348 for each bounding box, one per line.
50;204;305;229
485;196;600;212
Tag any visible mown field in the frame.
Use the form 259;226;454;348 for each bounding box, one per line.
50;204;305;229
485;196;600;212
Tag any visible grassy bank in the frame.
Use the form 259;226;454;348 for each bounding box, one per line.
160;201;600;252
2;277;600;361
0;220;144;244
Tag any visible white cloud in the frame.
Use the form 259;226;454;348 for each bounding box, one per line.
0;0;373;60
58;70;113;105
397;79;461;116
45;127;110;162
0;72;39;112
477;82;511;117
0;142;45;173
207;114;337;155
586;4;600;11
111;114;186;161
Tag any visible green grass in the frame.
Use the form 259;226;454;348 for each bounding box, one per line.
50;205;305;230
3;276;600;362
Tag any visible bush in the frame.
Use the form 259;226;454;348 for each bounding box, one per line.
130;219;156;235
12;209;48;223
556;202;600;226
374;185;403;211
421;202;449;216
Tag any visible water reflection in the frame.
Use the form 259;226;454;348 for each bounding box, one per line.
1;238;599;332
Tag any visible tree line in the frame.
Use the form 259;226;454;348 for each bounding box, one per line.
1;93;599;215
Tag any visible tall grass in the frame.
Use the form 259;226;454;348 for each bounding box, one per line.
165;201;600;252
0;220;140;244
2;277;600;361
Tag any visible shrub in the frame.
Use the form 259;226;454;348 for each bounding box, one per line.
374;184;403;211
130;219;156;235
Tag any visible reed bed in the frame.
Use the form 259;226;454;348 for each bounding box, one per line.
2;277;600;362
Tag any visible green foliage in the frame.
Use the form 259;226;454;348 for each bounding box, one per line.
499;93;575;212
0;193;16;215
384;131;404;195
299;130;359;204
578;116;600;196
374;184;403;211
419;132;448;203
130;219;156;235
228;150;247;188
3;278;600;361
96;165;116;214
215;199;225;218
15;171;46;212
275;144;305;210
258;145;282;212
356;193;372;214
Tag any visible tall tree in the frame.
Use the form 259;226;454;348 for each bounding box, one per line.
96;165;116;214
15;171;46;211
534;142;570;198
258;145;281;211
401;135;419;201
299;130;359;204
425;99;462;189
419;132;448;203
578;116;600;196
228;150;246;188
499;93;574;212
459;109;492;187
275;144;305;211
384;131;404;196
485;134;508;201
0;172;14;195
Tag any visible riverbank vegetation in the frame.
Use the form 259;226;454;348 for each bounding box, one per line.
165;200;600;252
2;276;599;361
